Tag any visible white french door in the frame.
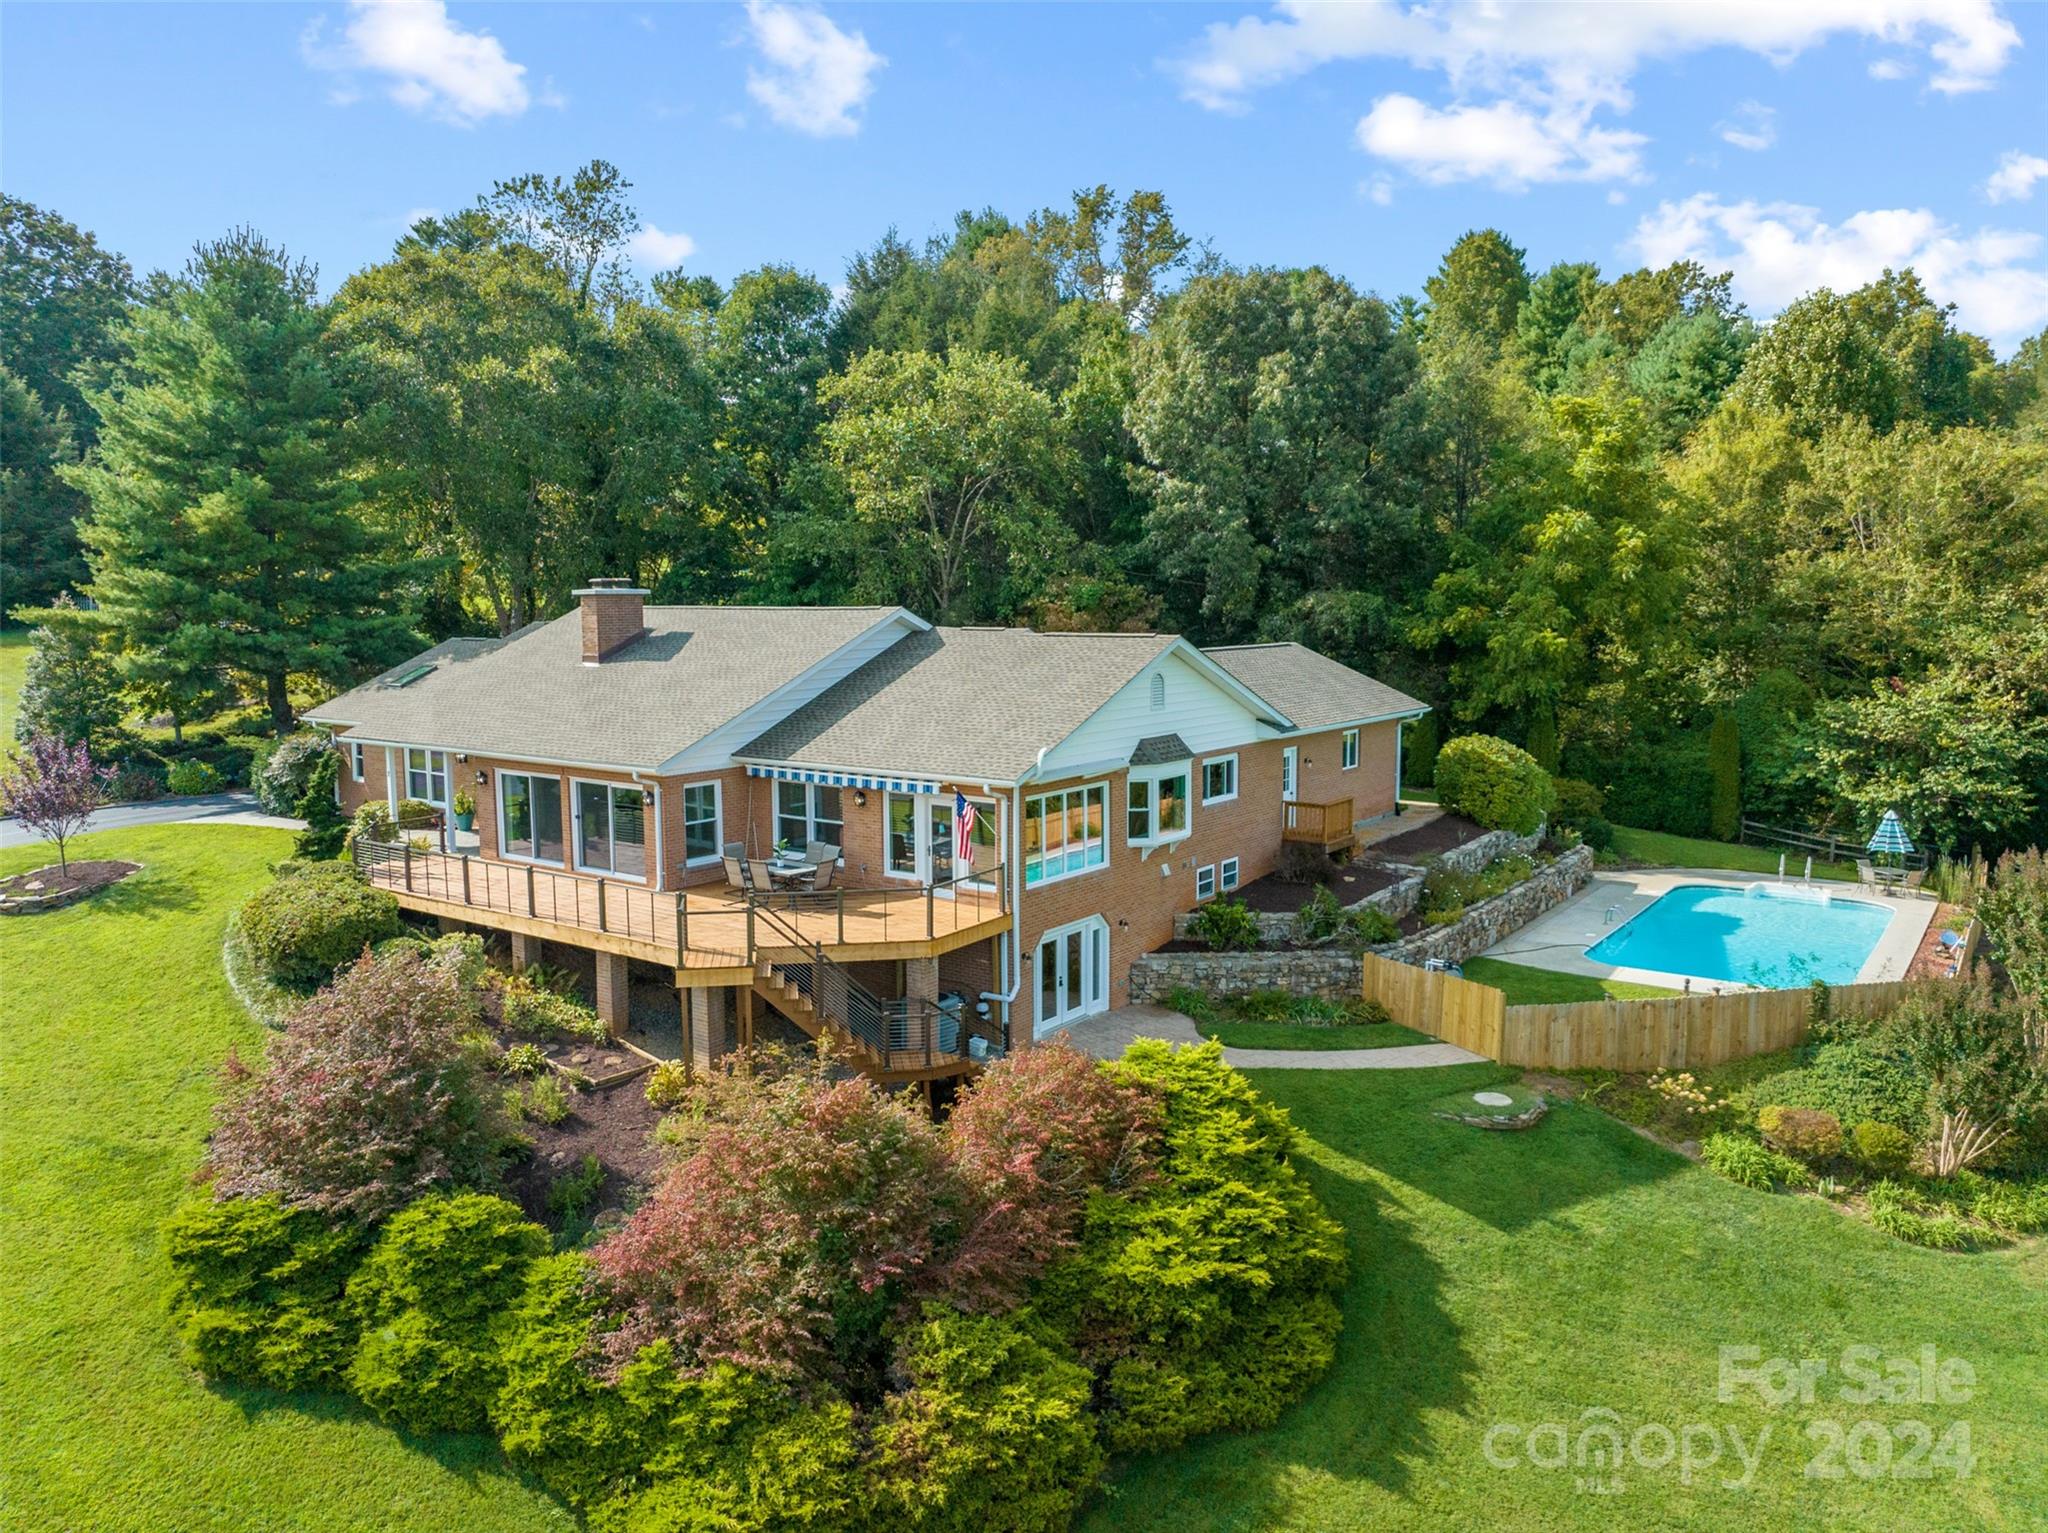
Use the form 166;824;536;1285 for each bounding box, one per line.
1281;745;1299;803
1035;917;1109;1036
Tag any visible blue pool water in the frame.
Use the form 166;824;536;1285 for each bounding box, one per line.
1586;884;1895;987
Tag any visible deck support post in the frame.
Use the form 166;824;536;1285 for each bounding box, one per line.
509;932;539;970
594;950;630;1039
682;985;729;1072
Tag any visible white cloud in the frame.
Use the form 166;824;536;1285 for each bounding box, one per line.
743;0;885;138
1363;174;1395;206
1629;193;2048;352
629;224;697;268
1171;1;2019;183
1717;100;1776;152
1357;94;1646;188
303;0;530;125
1985;150;2048;204
1868;57;1913;80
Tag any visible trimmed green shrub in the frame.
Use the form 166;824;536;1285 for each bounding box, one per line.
502;1042;549;1078
162;1195;370;1390
492;1255;669;1510
165;758;224;795
1849;1120;1916;1176
1707;710;1741;842
1433;734;1553;835
1702;1133;1810;1191
1187;895;1259;953
1757;1105;1843;1161
867;1307;1104;1532
349;801;395;846
1747;1043;1932;1136
1035;1041;1346;1454
346;1193;550;1432
590;1365;866;1533
294;749;347;859
1574;815;1616;851
1403;712;1438;788
238;861;402;988
1549;778;1606;827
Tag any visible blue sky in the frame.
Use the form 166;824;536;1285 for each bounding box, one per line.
5;1;2045;349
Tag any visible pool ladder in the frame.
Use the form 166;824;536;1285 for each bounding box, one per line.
1603;904;1621;925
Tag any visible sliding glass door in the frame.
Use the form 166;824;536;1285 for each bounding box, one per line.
574;780;649;878
498;772;564;863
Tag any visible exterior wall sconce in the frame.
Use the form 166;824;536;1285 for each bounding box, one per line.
853;789;868;806
474;768;490;786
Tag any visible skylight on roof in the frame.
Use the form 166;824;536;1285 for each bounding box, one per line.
385;663;436;688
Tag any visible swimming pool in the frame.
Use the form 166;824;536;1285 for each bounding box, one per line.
1585;883;1895;987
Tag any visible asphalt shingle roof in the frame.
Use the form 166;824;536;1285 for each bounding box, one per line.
1128;733;1193;766
305;606;905;770
738;627;1184;784
1203;642;1427;732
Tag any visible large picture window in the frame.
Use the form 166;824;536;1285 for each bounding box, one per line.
681;781;721;864
1023;783;1106;887
499;772;564;863
775;781;844;852
575;780;649;878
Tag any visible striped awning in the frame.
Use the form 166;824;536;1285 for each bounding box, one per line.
745;764;943;796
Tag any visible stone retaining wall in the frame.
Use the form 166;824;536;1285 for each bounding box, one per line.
1381;844;1594;967
1128;947;1365;1004
1426;826;1545;878
1138;843;1593;1003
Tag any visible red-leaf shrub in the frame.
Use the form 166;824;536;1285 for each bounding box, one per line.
206;949;511;1220
939;1040;1158;1309
589;1052;969;1396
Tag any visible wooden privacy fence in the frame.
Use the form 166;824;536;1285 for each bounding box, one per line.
1361;954;1910;1072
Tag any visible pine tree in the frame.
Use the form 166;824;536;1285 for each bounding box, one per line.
1708;711;1742;842
63;230;422;732
13;594;124;754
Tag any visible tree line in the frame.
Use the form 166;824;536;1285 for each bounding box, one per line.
4;163;2044;854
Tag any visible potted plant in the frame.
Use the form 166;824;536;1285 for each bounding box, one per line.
452;788;476;833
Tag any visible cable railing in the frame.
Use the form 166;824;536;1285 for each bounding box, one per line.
751;860;1007;946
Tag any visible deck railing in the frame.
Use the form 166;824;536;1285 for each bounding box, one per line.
1281;797;1354;847
1740;818;1929;871
749;861;1007;946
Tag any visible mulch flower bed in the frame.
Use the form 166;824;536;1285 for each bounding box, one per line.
506;1077;667;1225
1363;812;1494;862
1234;857;1405;915
0;859;141;913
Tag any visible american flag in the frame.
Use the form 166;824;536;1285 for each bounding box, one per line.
954;791;978;863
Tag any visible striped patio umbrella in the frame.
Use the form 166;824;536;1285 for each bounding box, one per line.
1867;808;1915;863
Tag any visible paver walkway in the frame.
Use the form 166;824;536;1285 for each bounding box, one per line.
1051;1003;1487;1070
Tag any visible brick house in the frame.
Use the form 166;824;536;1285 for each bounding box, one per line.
307;582;1426;1084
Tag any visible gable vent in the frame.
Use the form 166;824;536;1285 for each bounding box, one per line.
1149;672;1166;710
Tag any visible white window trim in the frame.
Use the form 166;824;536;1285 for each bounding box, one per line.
349;741;365;782
1342;728;1360;771
883;790;923;883
570;775;658;885
1196;863;1217;901
1221;856;1240;892
1023;781;1110;889
496;770;566;867
1126;761;1193;847
403;746;450;806
680;778;723;868
774;780;845;859
1201;753;1238;805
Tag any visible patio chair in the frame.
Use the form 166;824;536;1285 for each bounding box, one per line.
747;859;782;896
807;858;837;892
1854;857;1877;891
722;854;750;892
807;841;841;868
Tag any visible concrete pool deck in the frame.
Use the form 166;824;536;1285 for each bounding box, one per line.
1478;867;1936;992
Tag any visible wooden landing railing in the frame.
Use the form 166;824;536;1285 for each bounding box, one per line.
1281;797;1355;848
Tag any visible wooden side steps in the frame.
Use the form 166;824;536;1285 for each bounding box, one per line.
750;961;890;1073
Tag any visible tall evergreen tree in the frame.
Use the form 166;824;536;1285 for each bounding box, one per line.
11;594;124;754
0;367;89;608
65;230;422;731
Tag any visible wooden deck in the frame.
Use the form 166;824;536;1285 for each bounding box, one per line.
353;841;1010;975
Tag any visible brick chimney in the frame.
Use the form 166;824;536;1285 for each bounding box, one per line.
576;578;649;663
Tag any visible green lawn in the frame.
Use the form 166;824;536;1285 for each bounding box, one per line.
1612;824;1857;882
1198;1020;1434;1051
1;825;571;1533
0;628;29;741
1462;956;1681;1006
1089;1066;2048;1532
